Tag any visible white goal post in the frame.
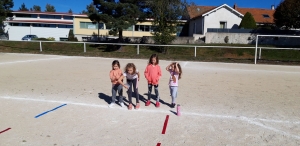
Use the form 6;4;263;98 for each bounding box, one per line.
255;34;300;64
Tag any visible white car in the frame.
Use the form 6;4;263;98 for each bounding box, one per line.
22;35;38;41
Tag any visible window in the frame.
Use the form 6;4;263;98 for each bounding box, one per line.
134;25;151;31
32;24;56;28
15;14;31;18
220;21;227;29
40;15;61;19
11;23;30;27
262;14;270;18
64;16;73;20
80;22;104;29
58;25;73;28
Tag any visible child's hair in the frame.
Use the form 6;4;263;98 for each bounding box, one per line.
124;63;137;74
148;54;159;65
112;60;120;70
172;62;182;80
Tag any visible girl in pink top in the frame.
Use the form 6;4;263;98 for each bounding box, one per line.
109;60;124;108
144;54;162;107
166;62;182;108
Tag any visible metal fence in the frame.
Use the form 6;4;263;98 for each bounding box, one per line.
1;40;300;64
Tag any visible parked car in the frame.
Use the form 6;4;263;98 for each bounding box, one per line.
22;35;38;41
0;33;8;40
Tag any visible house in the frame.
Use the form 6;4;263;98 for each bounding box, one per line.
187;4;276;39
73;15;156;41
4;11;74;41
187;4;244;39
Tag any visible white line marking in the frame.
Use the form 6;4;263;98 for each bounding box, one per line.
0;57;71;65
1;96;300;140
183;62;188;67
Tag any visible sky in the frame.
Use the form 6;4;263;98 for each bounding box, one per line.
12;0;281;14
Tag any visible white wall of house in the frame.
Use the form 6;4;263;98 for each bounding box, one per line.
5;25;70;41
203;7;242;35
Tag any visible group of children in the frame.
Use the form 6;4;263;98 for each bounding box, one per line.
109;54;182;110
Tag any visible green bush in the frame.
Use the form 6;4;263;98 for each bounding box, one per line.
47;37;55;41
239;12;257;29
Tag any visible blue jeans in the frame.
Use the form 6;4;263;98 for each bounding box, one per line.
111;84;123;104
169;86;178;103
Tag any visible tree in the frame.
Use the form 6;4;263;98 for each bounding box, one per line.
45;3;55;12
30;5;41;11
0;0;14;33
239;12;257;29
274;0;300;29
67;29;78;41
80;3;97;14
68;9;73;13
141;0;187;53
92;0;141;42
19;3;28;11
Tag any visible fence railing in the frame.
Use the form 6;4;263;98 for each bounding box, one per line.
1;40;300;64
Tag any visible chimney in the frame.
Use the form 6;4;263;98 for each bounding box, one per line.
233;3;238;10
271;5;275;10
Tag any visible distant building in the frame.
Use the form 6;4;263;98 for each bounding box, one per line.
4;11;74;41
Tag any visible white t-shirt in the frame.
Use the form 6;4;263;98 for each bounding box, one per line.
169;70;179;86
123;69;139;80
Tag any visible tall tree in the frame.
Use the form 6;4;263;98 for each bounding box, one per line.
145;0;188;46
274;0;300;29
45;3;56;12
239;12;257;29
30;5;41;11
19;3;28;11
68;9;73;13
80;3;97;14
0;0;14;33
92;0;141;42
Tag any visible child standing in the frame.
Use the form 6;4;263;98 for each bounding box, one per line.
166;62;182;108
109;60;124;108
144;54;162;107
118;63;140;110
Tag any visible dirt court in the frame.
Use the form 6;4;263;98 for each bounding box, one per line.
0;53;300;146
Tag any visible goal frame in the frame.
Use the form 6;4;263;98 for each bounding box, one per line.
255;34;300;64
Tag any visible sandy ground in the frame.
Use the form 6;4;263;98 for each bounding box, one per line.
0;53;300;146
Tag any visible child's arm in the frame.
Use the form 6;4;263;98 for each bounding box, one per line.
144;66;149;80
118;75;129;89
137;72;140;81
175;62;180;73
166;63;171;71
109;70;115;81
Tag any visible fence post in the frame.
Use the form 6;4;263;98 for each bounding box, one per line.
255;35;258;64
259;48;261;59
39;41;42;52
194;46;197;57
84;43;86;53
137;45;139;55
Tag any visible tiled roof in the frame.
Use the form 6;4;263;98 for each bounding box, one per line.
187;4;275;24
235;7;274;23
187;5;215;19
13;11;78;16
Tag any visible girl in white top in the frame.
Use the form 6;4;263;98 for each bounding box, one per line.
166;62;182;108
118;63;140;110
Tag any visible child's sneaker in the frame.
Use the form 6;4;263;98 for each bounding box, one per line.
120;102;125;108
171;103;176;108
135;103;140;109
145;100;151;106
128;104;133;110
108;103;115;108
155;101;160;108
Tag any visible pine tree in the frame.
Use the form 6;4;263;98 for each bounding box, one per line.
45;3;56;12
31;5;41;11
0;0;14;33
239;12;257;29
68;9;73;13
19;3;28;11
91;0;141;42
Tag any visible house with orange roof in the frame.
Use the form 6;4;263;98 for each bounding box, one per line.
187;4;275;39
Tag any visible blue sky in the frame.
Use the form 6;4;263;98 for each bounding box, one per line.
12;0;281;14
